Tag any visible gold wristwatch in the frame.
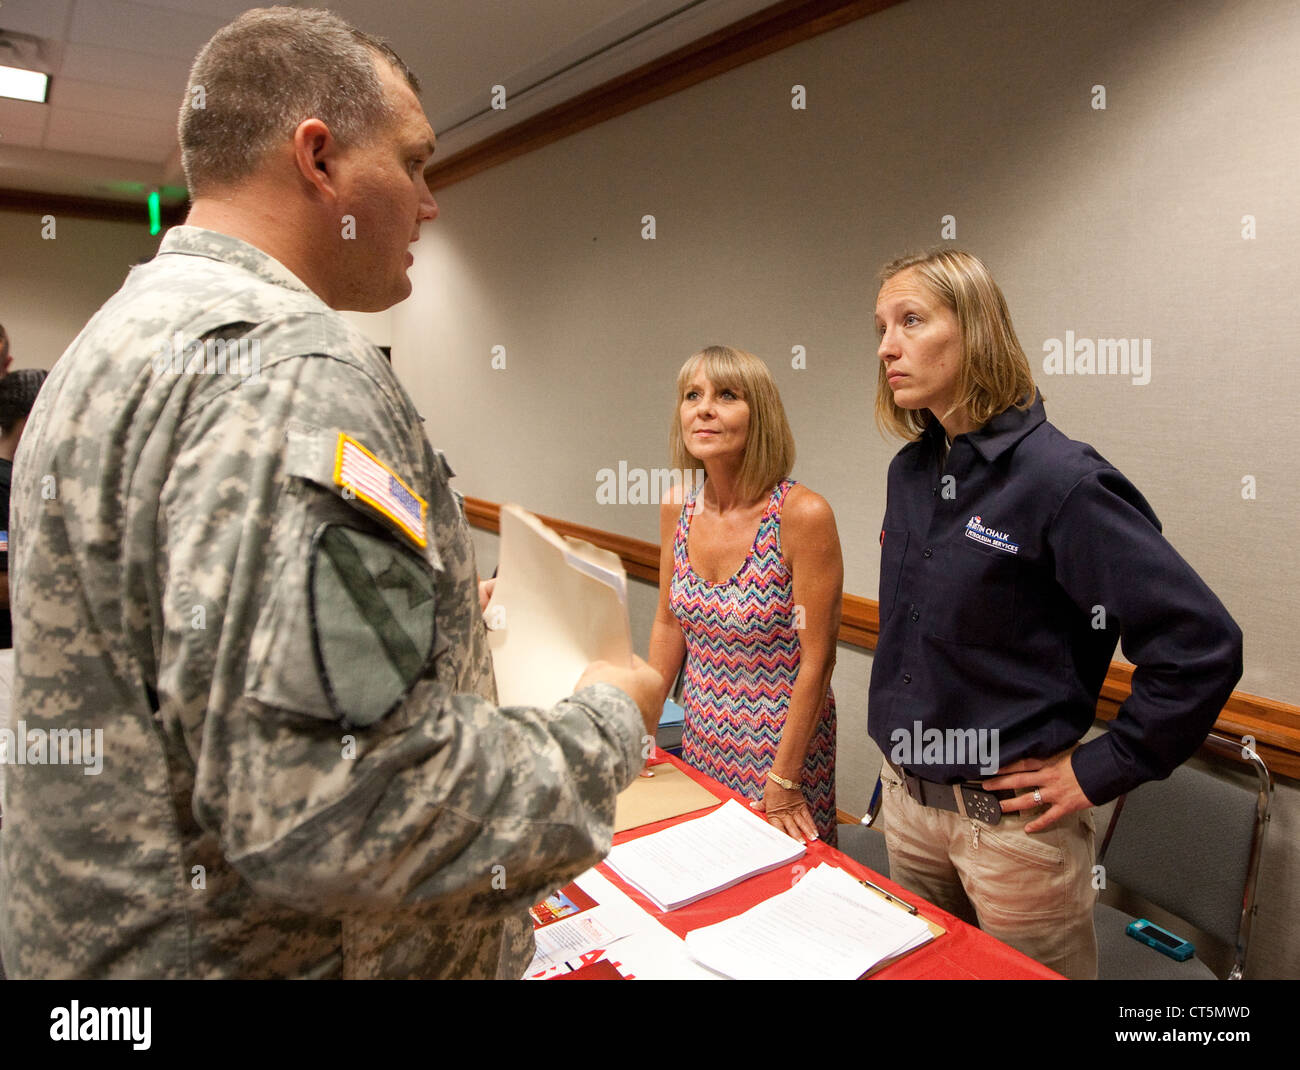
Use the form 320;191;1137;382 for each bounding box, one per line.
767;770;798;790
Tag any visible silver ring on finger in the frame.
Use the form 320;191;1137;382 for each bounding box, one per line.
1032;788;1043;805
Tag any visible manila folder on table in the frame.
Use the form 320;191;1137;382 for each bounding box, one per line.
486;504;633;708
614;762;721;833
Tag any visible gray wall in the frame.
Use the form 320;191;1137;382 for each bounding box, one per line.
397;0;1299;702
0;211;162;371
427;0;1298;979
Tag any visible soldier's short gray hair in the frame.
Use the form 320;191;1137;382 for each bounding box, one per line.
179;7;421;195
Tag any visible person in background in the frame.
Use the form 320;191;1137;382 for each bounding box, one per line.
0;368;47;648
0;324;13;377
0;362;42;982
649;345;843;845
869;248;1242;978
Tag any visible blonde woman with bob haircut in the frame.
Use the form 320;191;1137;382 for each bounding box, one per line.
649;345;844;845
870;249;1241;979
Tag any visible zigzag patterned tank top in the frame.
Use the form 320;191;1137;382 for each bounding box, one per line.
670;478;837;843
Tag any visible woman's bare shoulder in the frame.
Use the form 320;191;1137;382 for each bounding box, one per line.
782;483;837;531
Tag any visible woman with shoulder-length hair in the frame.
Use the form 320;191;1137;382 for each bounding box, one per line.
870;249;1241;979
649;345;843;845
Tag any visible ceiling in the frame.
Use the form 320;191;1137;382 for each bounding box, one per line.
0;0;779;206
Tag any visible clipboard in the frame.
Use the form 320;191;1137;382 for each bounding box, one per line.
854;878;947;978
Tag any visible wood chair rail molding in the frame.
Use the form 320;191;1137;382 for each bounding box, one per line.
464;495;1300;779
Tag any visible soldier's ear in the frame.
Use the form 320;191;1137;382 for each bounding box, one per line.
291;118;340;200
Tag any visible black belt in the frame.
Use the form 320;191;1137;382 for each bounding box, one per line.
887;759;1018;826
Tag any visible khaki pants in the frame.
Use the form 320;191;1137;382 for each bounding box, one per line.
879;763;1098;980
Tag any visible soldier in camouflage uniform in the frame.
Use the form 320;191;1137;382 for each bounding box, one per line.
0;8;660;979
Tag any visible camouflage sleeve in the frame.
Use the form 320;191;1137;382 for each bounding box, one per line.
163;342;646;922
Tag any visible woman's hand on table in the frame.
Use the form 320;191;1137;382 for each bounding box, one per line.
754;777;819;843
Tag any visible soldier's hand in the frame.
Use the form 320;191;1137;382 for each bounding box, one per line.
576;656;664;738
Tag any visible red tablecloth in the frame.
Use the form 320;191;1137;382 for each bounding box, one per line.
599;750;1062;980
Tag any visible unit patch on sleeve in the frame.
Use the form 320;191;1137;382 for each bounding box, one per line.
308;522;437;727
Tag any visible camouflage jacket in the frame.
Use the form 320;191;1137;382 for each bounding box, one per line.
0;226;644;978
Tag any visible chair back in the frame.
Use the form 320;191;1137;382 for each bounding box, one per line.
1098;733;1271;975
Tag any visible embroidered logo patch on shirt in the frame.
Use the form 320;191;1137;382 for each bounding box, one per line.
333;433;428;548
964;515;1019;555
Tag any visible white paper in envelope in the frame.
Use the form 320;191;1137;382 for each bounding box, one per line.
485;504;632;707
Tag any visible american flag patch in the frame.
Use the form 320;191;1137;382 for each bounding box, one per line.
333;434;428;547
0;530;7;553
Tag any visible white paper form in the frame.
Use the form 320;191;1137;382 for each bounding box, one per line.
527;913;626;973
604;798;805;911
684;864;935;980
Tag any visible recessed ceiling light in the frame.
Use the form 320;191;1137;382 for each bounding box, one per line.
0;64;50;103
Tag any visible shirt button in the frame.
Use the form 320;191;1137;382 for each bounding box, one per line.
902;673;912;684
922;548;933;558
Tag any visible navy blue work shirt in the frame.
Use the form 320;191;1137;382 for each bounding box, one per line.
868;394;1243;806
